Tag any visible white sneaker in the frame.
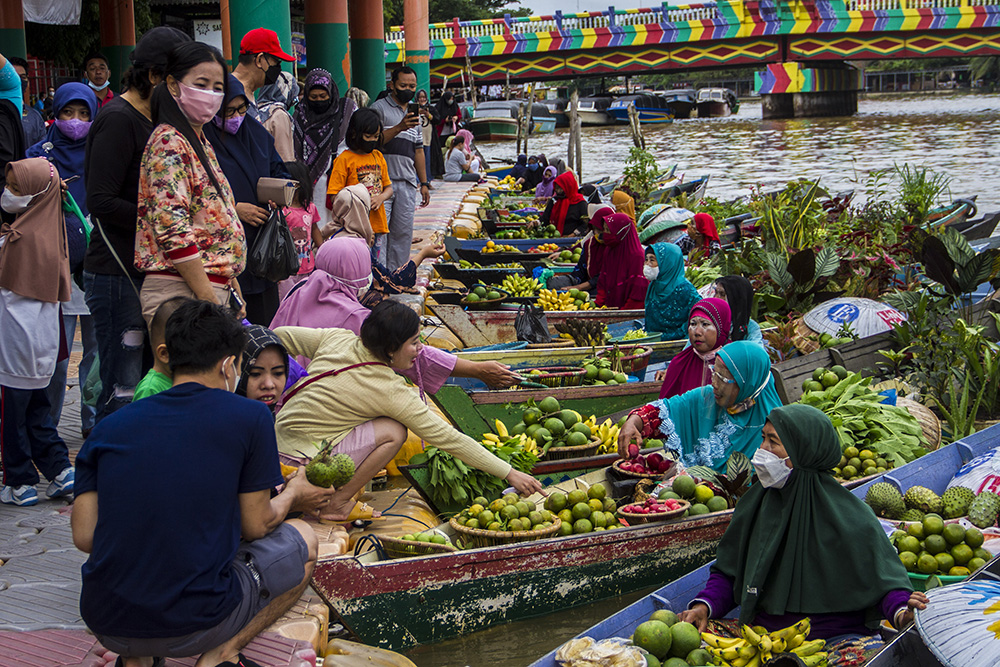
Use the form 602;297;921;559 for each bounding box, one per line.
0;484;39;506
46;467;74;499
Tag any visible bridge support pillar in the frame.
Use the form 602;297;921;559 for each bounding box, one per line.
756;62;861;119
0;0;26;60
228;0;293;73
349;0;385;101
306;0;349;94
98;0;136;95
404;0;430;95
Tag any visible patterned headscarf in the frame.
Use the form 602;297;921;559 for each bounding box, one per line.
292;68;341;188
257;71;300;123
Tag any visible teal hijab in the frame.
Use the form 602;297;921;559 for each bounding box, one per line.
714;404;912;625
658;341;781;471
644;243;700;340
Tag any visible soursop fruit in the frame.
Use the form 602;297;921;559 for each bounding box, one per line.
865;482;906;519
305;440;356;489
903;486;942;514
968;491;1000;529
901;508;926;523
941;486;977;519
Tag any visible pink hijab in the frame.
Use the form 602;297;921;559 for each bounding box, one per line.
270;236;373;334
657;298;732;400
455;129;475;156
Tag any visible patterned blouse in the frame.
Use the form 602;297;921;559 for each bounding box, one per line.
135;124;246;279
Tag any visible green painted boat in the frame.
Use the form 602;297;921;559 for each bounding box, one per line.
310;468;731;652
468;117;517;141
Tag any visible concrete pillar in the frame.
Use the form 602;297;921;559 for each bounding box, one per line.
404;0;430;94
761;93;794;119
98;0;136;93
0;0;26;60
349;0;385;100
306;0;349;93
228;0;293;73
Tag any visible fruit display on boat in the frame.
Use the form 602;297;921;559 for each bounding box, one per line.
543;483;623;535
493;175;521;191
556;247;582;264
621;328;649;341
700;618;827;666
508;396;619;457
452;494;559;533
618;496;686;517
631;611;713;665
832;446;896;481
399;531;452;546
529;242;560;254
464;285;504;303
618;445;672;477
890;517;988;577
482;241;518;253
498;274;542;297
658;473;731;517
554;317;607;346
539;288;594;311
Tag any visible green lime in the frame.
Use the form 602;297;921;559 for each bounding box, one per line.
812;367;826;382
543;417;566;437
523;408;543;425
473;286;487;297
538;396;561;414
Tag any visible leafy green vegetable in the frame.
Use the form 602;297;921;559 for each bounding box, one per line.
419;438;538;509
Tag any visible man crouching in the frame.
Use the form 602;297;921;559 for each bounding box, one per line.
71;299;336;667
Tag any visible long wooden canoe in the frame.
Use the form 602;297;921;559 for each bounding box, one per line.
451;338;688;372
528;425;1000;667
311;469;732;652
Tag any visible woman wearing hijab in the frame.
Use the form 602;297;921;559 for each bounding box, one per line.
256;71;299;161
590;211;648;309
619;341;781;471
657;298;731;399
535;165;557;198
204;73;290;325
0;158;75;506
678;404;927;655
679;211;722;257
539;171;588;236
712;275;764;346
26;82;98;436
416;89;444;179
644;243;701;340
293;69;345;230
510;154;528;185
236;324;290;415
454;128;484;172
612;189;637;223
435;90;460;140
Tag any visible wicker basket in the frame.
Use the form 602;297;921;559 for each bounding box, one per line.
518;366;587;387
542;435;602;461
461;288;509;310
896;397;942;451
380;535;457;559
617;500;690;525
596;347;653;375
792;318;821;356
449;516;561;548
612;459;670;480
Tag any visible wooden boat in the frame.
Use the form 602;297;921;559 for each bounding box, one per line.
311;468;733;652
428;302;647;346
456;237;578;252
541;98;569;127
658;88;697;119
650;174;710;204
468;101;556;141
578;96;615;126
928;197;977;228
696;87;740;117
609;94;674;124
954;209;1000;242
451;338;687;374
528;424;1000;667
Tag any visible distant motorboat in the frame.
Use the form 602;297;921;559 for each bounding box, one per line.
658;88;697;119
576;96;615;126
696;88;740;117
608;94;673;124
468;101;557;141
541;98;569;127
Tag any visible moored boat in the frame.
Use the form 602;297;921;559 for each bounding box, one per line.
468;101;557;141
928;197;978;228
541;98;569;127
577;96;615;126
658;88;697;119
609;94;673;124
696;87;740;117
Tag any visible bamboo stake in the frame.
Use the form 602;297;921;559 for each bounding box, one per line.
524;83;534;156
567;90;578;176
575;108;582;177
627;102;645;150
464;51;478;108
505;68;510;100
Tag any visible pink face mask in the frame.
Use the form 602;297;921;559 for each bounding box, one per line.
175;81;224;125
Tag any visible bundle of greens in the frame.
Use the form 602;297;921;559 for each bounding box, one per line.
410;439;538;508
797;372;928;467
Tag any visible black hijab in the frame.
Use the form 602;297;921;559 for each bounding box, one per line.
436;91;459;120
292;68;342;188
715;275;755;341
237;325;290;400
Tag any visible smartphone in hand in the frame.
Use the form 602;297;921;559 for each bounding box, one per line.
408;102;420;117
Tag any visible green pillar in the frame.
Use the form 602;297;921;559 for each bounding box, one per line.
0;0;27;59
404;0;430;94
228;0;293;73
305;0;350;93
349;0;385;100
98;0;135;92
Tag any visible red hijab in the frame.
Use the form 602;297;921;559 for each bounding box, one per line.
692;212;720;247
550;171;586;234
658;297;732;399
588;212;648;308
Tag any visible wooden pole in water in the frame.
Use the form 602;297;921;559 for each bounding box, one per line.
505;68;510;101
465;52;478;108
628;102;645;150
575;109;582;177
525;83;534;157
515;104;524;155
568;89;579;178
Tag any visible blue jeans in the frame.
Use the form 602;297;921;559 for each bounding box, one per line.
0;386;71;487
84;272;147;423
46;313;97;433
423;145;432;179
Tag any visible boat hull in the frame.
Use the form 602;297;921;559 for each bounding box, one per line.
609;107;674;124
469;118;518;141
312;510;731;651
578;109;616;126
532;117;557;134
697;101;733;117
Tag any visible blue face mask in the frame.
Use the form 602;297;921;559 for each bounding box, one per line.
528;164;539;171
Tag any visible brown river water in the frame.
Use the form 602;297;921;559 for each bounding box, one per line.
404;93;999;665
477;92;1000;213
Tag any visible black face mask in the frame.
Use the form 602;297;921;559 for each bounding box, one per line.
394;88;415;104
359;139;379;153
261;57;281;86
307;98;333;114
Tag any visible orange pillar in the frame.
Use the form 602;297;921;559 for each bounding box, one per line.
306;0;349;92
349;0;384;100
404;0;430;93
98;0;136;91
0;0;26;60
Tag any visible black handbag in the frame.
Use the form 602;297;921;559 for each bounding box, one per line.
247;206;299;283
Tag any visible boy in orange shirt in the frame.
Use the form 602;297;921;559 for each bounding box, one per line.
326;109;393;261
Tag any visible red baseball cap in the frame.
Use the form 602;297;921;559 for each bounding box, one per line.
240;28;294;62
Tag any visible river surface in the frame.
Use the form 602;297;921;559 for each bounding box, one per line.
403;93;998;666
476;92;1000;212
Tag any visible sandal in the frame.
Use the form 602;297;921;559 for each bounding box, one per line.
345;502;385;522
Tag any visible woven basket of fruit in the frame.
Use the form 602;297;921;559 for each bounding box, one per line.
896;397;942;451
461;286;509;310
613;450;675;479
791;318;820;355
542;435;602;461
617;498;690;524
519;366;587;388
380;534;457;559
597;347;652;375
449;516;561;548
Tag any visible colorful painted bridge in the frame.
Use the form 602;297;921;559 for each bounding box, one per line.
384;0;1000;84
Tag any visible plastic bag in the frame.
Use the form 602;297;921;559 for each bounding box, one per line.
515;303;551;344
247;207;299;283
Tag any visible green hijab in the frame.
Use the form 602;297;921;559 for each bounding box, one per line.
713;404;912;625
644;242;700;339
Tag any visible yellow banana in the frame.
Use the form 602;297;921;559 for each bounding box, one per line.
494;420;509;438
799;654;828;667
793;618;811;638
700;633;732;649
741;625;762;646
745;652;761;667
752;626;767;636
759;651;771;663
786;633;805;650
771;637;786;653
738;645;757;659
482;433;500;443
730;656;751;667
791;639;826;657
721;646;741;661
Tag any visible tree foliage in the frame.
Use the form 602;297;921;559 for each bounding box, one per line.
25;0;155;68
385;0;532;27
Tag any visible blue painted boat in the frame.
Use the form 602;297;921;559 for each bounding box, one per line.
658;88;697;119
609;94;674;124
528;425;1000;666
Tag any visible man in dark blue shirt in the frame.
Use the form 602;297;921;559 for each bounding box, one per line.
72;300;336;667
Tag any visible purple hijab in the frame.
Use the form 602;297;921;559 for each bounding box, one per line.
658;298;733;399
535;166;558;198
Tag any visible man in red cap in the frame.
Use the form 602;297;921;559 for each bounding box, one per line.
233;27;294;122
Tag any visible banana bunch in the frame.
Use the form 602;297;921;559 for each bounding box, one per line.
701;619;827;666
538;289;592;311
500;274;542;297
485;419;538;455
591;418;621;454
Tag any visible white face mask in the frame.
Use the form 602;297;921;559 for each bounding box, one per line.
357;274;373;298
1;188;33;214
751;448;792;489
643;265;659;281
222;357;237;393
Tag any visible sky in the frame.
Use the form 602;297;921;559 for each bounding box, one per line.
518;0;658;15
